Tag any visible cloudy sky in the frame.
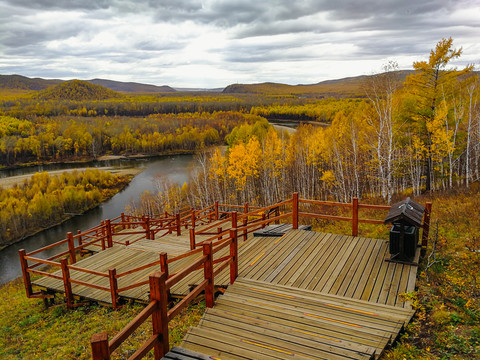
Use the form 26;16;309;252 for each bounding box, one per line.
1;0;479;88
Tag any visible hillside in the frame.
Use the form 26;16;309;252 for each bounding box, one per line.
223;70;416;97
87;78;176;93
0;74;62;90
0;75;176;94
35;79;122;101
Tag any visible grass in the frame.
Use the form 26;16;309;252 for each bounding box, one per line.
0;278;205;360
1;184;479;359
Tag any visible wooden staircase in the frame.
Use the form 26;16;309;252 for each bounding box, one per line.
171;277;414;360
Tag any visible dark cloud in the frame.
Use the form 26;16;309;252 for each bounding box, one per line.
3;0;111;11
0;0;478;87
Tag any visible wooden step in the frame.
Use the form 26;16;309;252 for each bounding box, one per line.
233;277;414;323
161;346;214;359
180;278;392;359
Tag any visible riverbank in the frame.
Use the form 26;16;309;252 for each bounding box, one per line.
0;151;194;173
0;166;143;189
0;168;143;250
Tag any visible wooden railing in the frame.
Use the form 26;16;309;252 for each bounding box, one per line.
19;194;432;312
91;230;239;360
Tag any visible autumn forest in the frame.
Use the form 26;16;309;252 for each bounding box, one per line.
1;37;480;359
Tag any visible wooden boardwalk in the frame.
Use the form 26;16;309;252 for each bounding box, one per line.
178;278;414;360
32;229;418;307
162;230;419;359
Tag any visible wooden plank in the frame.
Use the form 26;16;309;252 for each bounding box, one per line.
303;234;350;291
351;240;385;300
283;232;332;287
292;233;339;289
198;313;374;360
221;289;404;334
276;232;329;286
263;231;318;283
234;278;414;319
183;327;316;360
343;238;380;299
202;308;374;353
162;346;213;360
315;236;361;293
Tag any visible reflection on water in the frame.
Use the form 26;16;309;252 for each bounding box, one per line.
0;154;195;285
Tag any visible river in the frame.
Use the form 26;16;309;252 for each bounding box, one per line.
0;154;195;285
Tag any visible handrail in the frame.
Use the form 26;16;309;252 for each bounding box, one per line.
91;230;239;360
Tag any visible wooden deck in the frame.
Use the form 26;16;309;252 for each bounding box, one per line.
253;223;312;237
178;278;414;360
33;229;418;308
167;230;418;359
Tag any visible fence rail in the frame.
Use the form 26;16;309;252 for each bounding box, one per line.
19;193;432;359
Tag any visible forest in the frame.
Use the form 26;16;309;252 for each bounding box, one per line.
128;39;480;214
0;169;131;247
0;112;263;166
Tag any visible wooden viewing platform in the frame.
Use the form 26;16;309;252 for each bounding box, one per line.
19;194;432;360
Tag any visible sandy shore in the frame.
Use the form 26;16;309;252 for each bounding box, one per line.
272;124;296;134
0;167;144;189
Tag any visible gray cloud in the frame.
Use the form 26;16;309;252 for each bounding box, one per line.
0;0;478;87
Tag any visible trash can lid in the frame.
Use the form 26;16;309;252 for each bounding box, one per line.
384;197;425;227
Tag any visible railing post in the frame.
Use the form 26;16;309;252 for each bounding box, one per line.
150;272;169;358
121;212;126;230
214;201;219;220
109;269;119;309
275;206;280;225
150;229;155;240
243;203;248;241
176;213;181;236
352;197;359;237
145;216;151;240
229;229;238;285
421;202;433;255
203;241;214;308
217;227;223;240
77;230;83;248
231;211;237;229
105;219;113;248
67;232;76;264
61;258;73;309
292;192;299;229
160;252;171;300
191;208;196;229
243;216;248;241
101;220;106;237
261;214;266;228
189;229;196;250
91;332;110;360
19;249;33;297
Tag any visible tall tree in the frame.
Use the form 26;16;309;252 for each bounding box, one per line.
404;37;473;191
363;61;401;203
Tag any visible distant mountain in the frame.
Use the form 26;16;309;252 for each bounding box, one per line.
87;78;176;93
35;80;122;101
0;74;62;90
0;75;176;93
223;71;417;97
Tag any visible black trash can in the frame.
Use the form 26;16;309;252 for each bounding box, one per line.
384;198;425;262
